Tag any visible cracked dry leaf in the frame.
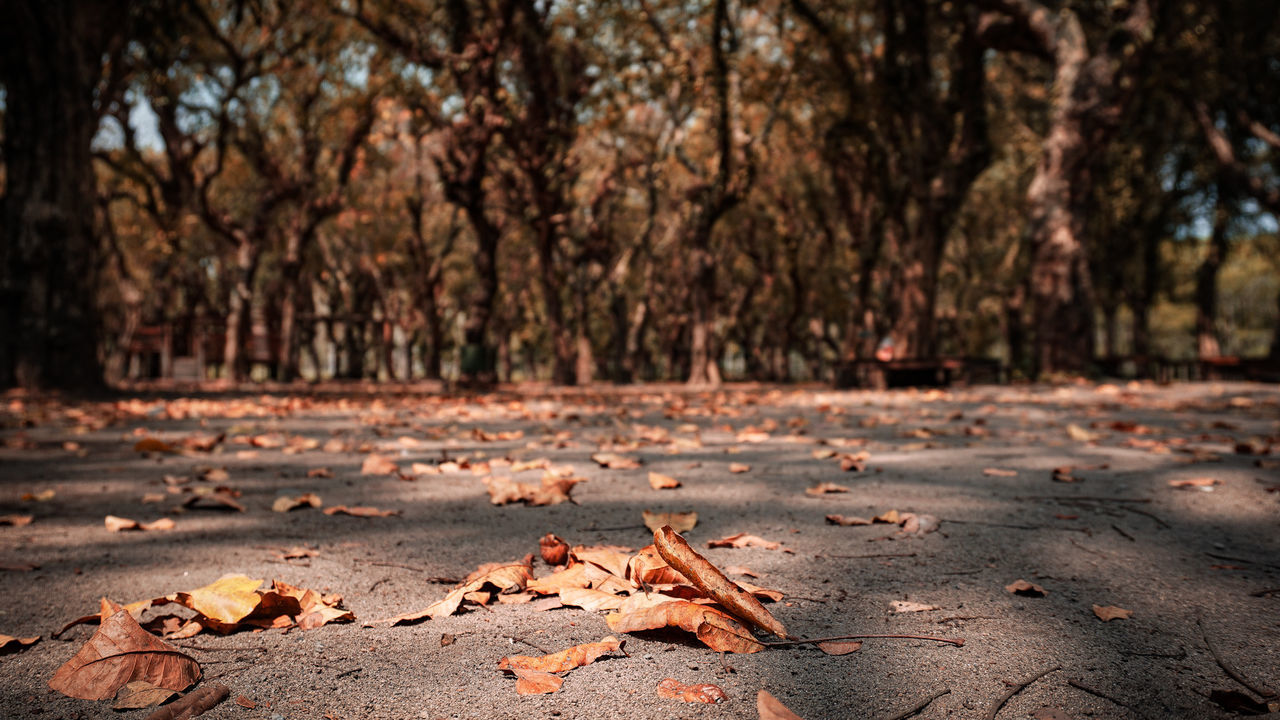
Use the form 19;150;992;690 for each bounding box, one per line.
484;474;585;506
323;505;401;517
272;493;322;512
512;669;562;695
657;678;728;704
0;634;40;655
825;514;872;526
499;636;625;673
361;453;401;476
816;640;862;655
605;600;763;653
805;482;850;496
49;610;200;700
642;510;697;533
113;680;180;710
1005;579;1047;597
1092;604;1132;621
591;452;641;469
758;690;806;720
654;526;787;639
373;558;533;625
649;472;681;489
707;533;782;551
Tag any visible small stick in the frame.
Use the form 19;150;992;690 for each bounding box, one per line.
1123;506;1170;529
881;687;950;720
1110;524;1136;542
143;682;229;720
368;577;390;593
942;518;1040;530
984;665;1059;720
940;569;983;576
1206;553;1280;571
1068;678;1147;717
1198;617;1277;698
822;552;917;559
336;667;362;679
762;633;964;648
509;635;550;654
1070;538;1108;557
359;560;427;572
935;615;999;624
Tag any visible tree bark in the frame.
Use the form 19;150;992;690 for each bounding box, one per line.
222;241;259;382
1195;199;1230;359
0;2;128;390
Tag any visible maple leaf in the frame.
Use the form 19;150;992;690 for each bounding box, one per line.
657;678;728;704
499;636;625;673
654;526;787;639
49;610;200;700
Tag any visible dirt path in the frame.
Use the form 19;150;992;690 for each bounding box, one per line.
2;381;1277;719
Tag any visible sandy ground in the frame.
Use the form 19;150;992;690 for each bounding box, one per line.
1;381;1277;720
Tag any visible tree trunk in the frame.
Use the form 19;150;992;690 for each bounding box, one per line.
0;2;126;390
1195;201;1229;359
687;250;719;386
277;245;302;382
222;241;258;382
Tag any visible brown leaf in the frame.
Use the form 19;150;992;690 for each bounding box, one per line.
113;680;179;710
0;561;39;571
1005;579;1047;597
105;516;175;532
805;482;850;496
49;610;200;700
1066;424;1097;442
181;489;245;512
898;513;940;536
512;669;562;695
983;468;1018;477
591;452;641;469
0;514;34;527
872;510;901;524
557;587;628;611
825;514;872;526
134;438;179;454
360;453;400;476
499;636;625;673
728;462;751;473
653;526;787;639
1091;604;1132;621
642;510;697;533
323;505;401;517
1169;477;1219;489
649;472;681;489
272;493;322;512
657;678;728;704
142;682;229;720
707;533;782;551
484;474;585;506
816;640;862;655
235;695;257;709
606;599;763;653
839;451;869;472
539;533;569;565
890;600;938;613
758;690;806;720
0;633;40;655
373;558;532;625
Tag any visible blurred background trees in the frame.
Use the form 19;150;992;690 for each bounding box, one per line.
2;0;1277;390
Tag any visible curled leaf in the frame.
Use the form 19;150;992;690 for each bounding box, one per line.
512;669;562;695
323;505;400;517
0;633;40;655
1005;579;1047;597
642;510;697;533
1091;604;1132;621
707;533;781;551
499;636;625;673
272;493;321;512
539;533;569;565
657;678;727;704
49;610;200;700
649;472;681;489
113;680;179;710
758;690;806;720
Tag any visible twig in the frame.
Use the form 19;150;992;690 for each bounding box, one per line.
984;665;1060;720
822;552;917;559
359;560;426;572
509;635;550;654
1070;538;1108;557
935;615;1000;624
368;577;390;593
762;633;964;648
143;682;229;720
336;667;362;679
940;569;983;576
1198;617;1278;698
1123;506;1170;529
1206;553;1280;571
1110;524;1136;542
880;687;950;720
1068;678;1148;718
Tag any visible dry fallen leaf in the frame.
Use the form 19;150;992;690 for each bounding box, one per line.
642;510;697;533
485;474;585;506
539;534;569;565
728;462;751;473
512;669;563;695
142;682;229;720
105;516;175;532
654;526;787;639
825;514;872;526
873;509;901;524
499;636;625;673
272;493;322;512
113;680;180;710
606;599;764;653
361;453;401;476
649;472;681;490
49;610;200;700
1169;477;1219;489
707;533;782;551
373;558;533;625
898;513;940;537
134;438;179;454
839;452;869;472
805;482;850;496
983;468;1018;477
1005;579;1047;597
890;600;939;613
758;690;806;720
323;505;401;517
592;452;641;469
1066;423;1097;442
0;514;34;527
816;640;862;655
235;695;257;709
1092;604;1132;621
0;633;40;655
657;678;728;704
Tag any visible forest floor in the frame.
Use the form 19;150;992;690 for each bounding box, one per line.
0;380;1278;720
